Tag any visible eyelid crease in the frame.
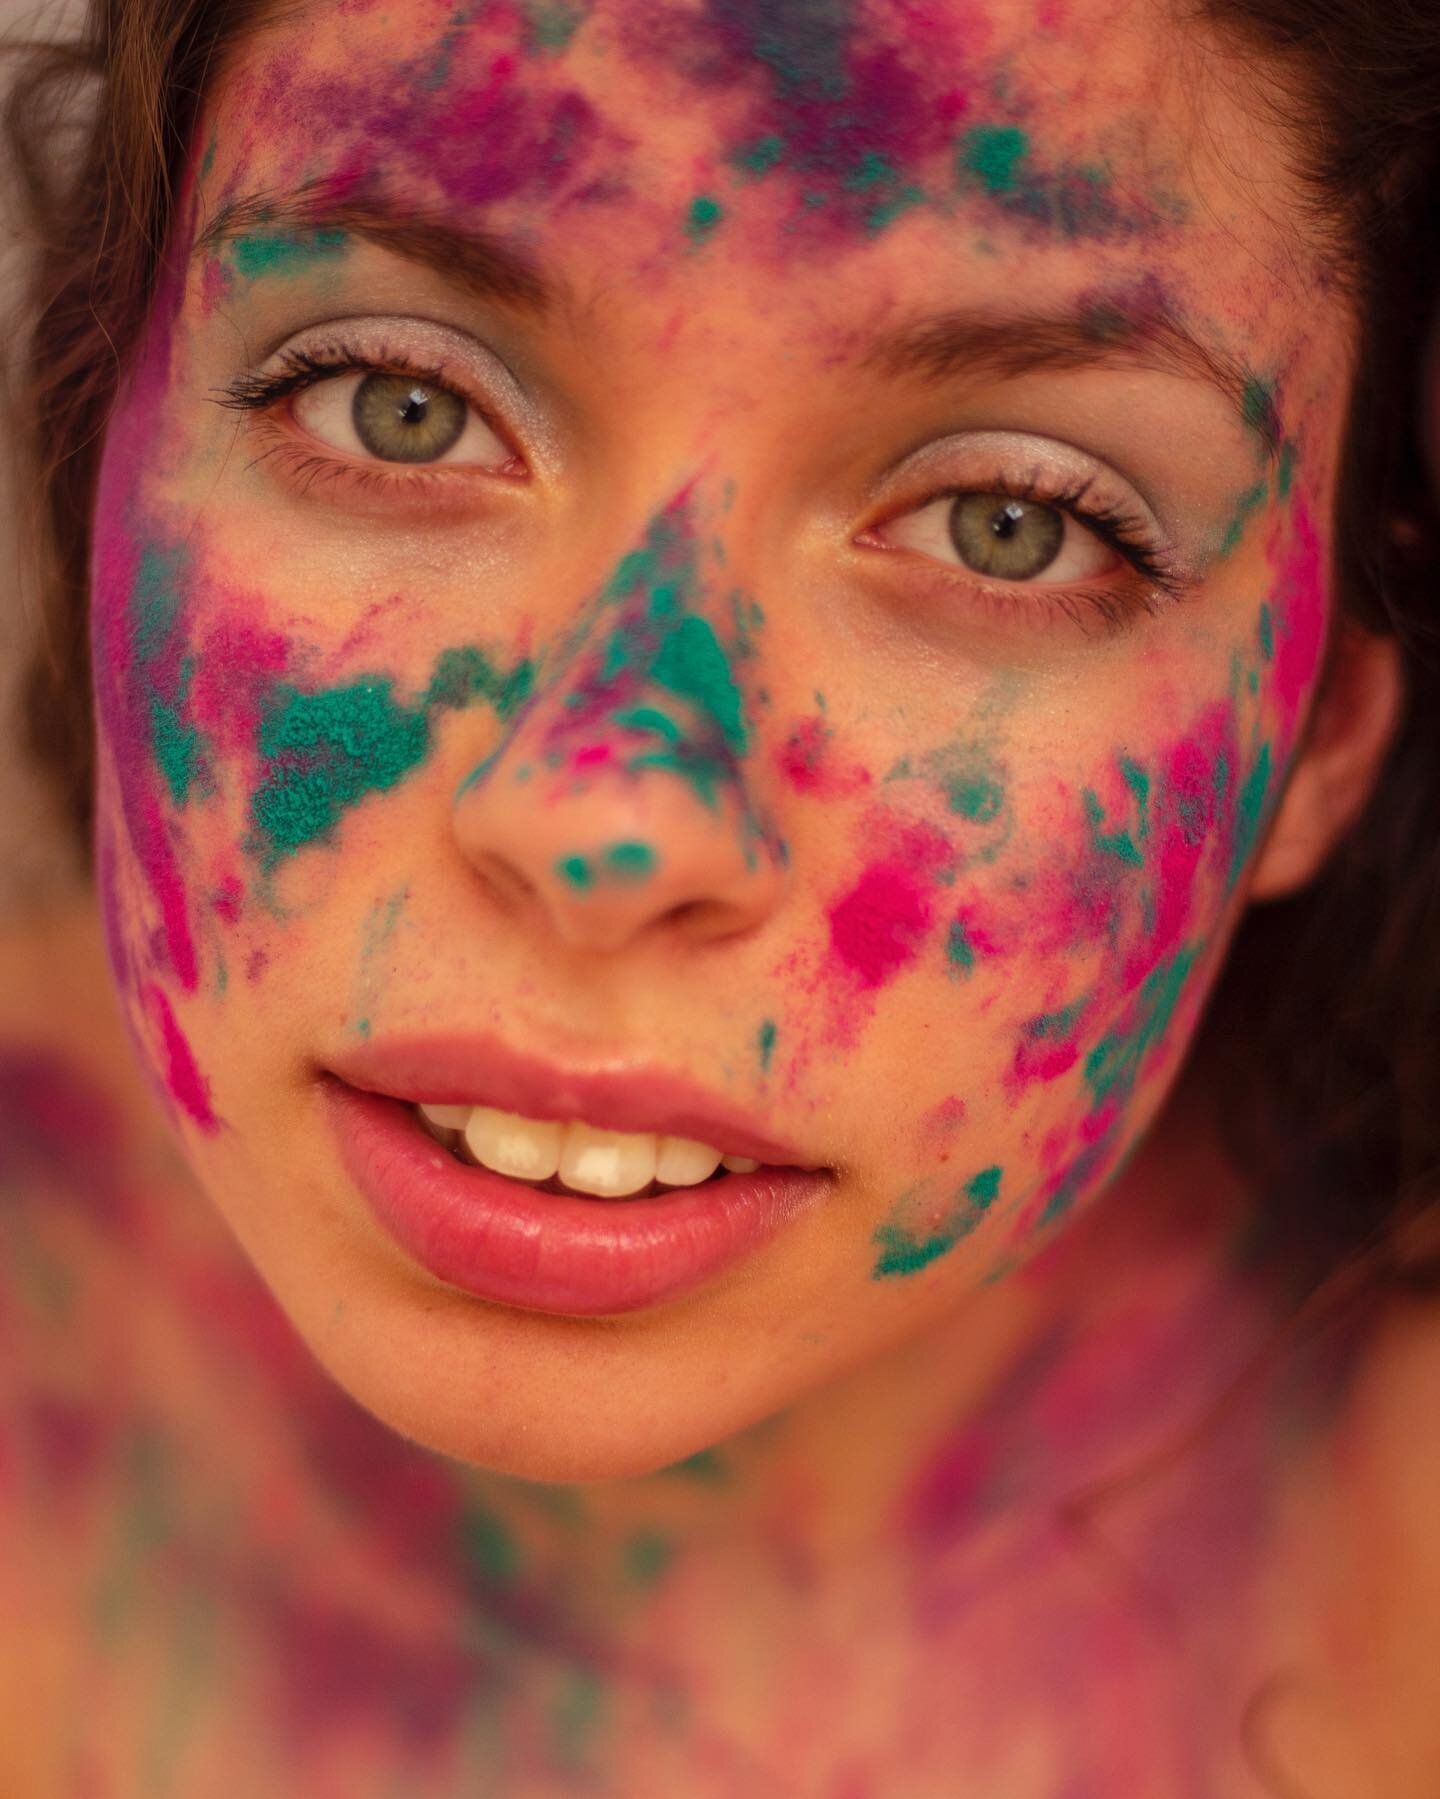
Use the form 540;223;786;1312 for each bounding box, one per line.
879;467;1187;600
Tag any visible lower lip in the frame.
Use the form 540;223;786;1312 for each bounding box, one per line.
323;1081;830;1316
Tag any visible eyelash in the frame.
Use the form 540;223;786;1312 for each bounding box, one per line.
216;341;515;494
218;345;1183;634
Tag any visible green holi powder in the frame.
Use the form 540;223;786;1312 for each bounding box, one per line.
92;1425;176;1646
1025;995;1089;1041
871;1166;1003;1279
132;543;187;663
615;705;682;744
250;678;430;867
733;133;785;177
663;1447;727;1482
757;1017;778;1071
521;0;585;51
229;226;349;280
1219;480;1268;555
556;854;594;890
1257;603;1275;662
946;919;976;975
944;764;1004;823
958;124;1030;195
1229;741;1274;889
684;194;724;242
621;1528;674;1588
1277;440;1297;499
1084;945;1197;1109
1240;377;1277;441
149;656;203;806
549;1668;605;1767
250;644;527;867
1083;789;1144;867
604;840;657;881
649;615;748;751
456;1500;521;1585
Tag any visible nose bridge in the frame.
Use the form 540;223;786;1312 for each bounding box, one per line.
452;494;784;951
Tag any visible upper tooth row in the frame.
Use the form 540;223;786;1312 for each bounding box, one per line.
418;1102;761;1198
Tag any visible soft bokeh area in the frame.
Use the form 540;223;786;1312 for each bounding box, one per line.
0;0;88;910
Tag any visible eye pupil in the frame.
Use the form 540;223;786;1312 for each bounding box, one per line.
949;493;1064;580
352;372;468;463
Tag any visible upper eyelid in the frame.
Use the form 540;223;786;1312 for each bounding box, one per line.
234;314;559;458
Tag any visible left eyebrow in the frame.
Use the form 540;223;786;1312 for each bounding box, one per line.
192;185;554;313
864;305;1281;456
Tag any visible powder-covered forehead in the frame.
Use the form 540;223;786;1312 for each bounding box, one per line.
195;0;1332;356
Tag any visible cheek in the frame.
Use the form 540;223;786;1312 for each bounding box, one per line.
782;648;1263;1280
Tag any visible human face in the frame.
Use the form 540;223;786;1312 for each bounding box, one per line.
91;0;1347;1479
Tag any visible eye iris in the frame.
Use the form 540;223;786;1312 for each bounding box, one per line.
351;373;468;463
948;494;1065;580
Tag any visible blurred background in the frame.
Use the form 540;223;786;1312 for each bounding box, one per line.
1;0;87;911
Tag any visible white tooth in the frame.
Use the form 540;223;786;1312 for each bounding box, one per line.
420;1102;473;1131
464;1106;563;1181
421;1118;459;1150
655;1136;723;1186
722;1155;760;1173
559;1122;657;1197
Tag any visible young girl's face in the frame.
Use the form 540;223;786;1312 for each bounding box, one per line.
92;0;1349;1477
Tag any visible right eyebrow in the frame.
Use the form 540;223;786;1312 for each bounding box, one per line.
192;186;553;313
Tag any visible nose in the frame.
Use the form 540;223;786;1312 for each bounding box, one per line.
451;509;787;956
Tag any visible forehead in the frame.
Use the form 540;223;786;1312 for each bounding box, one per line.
198;0;1329;365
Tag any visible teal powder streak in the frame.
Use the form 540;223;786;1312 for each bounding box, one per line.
1084;946;1197;1109
1257;603;1275;662
946;919;976;975
556;854;594;891
522;0;584;51
871;1166;1003;1279
757;1018;778;1071
685;195;724;242
230;227;349;280
959;124;1029;195
1025;996;1088;1041
132;544;187;664
1083;789;1144;866
945;765;1004;823
1277;441;1297;499
149;656;202;805
251;679;429;867
649;615;748;751
1219;480;1268;555
603;840;656;881
250;644;528;867
1229;741;1274;889
732;133;785;177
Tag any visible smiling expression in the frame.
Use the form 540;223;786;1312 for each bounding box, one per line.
89;0;1345;1475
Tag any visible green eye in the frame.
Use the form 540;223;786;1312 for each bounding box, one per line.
948;494;1065;580
351;373;469;463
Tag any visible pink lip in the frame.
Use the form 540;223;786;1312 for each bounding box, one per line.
321;1082;831;1316
324;1032;814;1167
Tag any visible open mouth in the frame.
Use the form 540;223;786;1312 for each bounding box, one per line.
414;1100;770;1200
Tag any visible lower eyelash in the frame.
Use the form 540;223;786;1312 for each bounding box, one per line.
949;469;1182;598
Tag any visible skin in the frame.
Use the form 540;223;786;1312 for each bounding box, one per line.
0;0;1424;1790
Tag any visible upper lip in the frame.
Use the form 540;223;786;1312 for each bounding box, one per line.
323;1032;820;1168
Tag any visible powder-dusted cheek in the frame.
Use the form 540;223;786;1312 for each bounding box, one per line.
777;473;1326;1283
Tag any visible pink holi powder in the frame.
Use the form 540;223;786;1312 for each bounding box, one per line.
145;984;219;1134
776;716;872;799
827;816;955;988
1266;498;1327;740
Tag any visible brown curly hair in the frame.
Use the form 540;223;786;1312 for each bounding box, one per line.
4;0;1440;1308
